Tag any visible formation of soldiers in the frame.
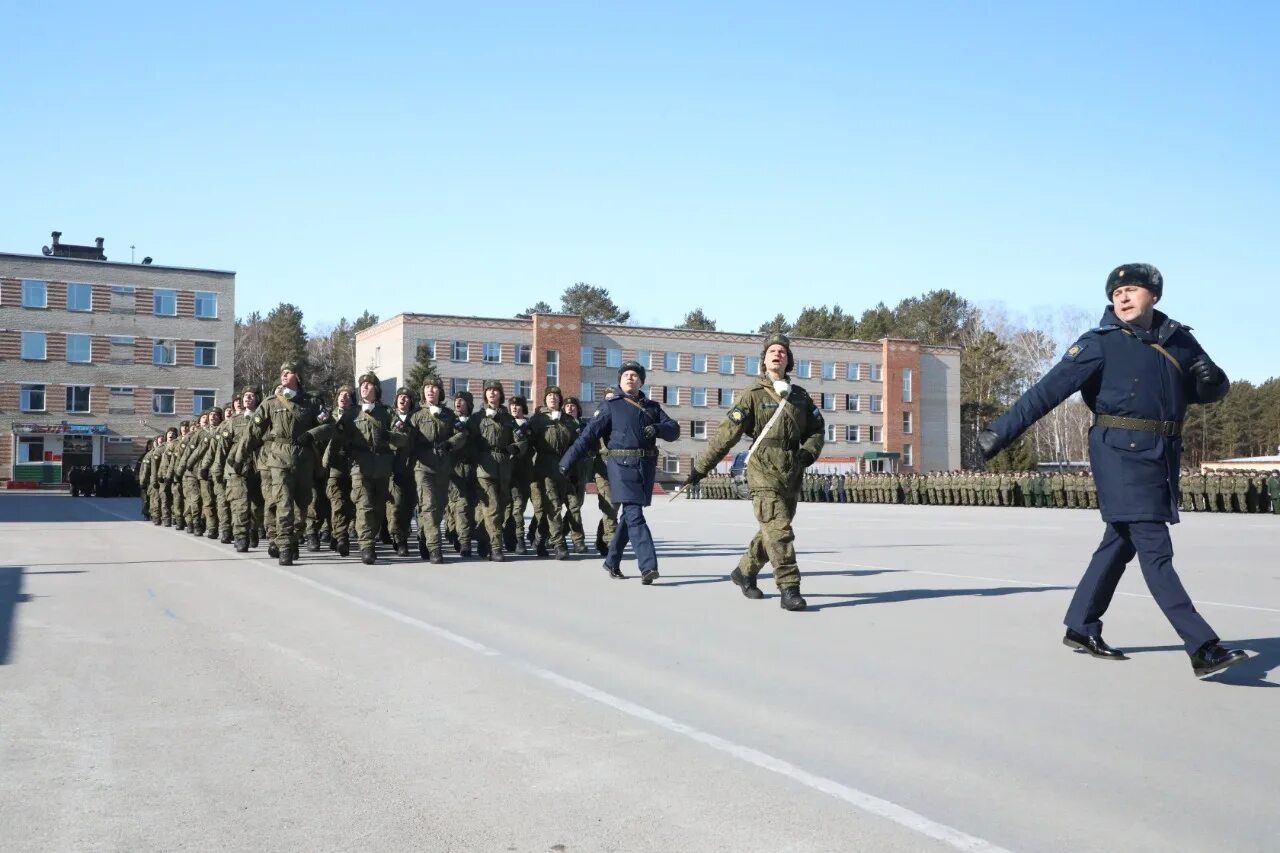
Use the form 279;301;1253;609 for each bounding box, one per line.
69;464;139;498
134;363;622;566
690;469;1280;513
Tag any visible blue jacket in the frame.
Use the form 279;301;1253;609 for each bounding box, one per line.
988;307;1229;523
560;389;679;506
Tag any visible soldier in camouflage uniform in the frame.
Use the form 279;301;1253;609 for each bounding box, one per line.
224;387;262;552
404;376;467;563
387;387;418;556
590;390;618;555
446;390;479;557
471;380;526;562
688;334;824;611
1267;470;1280;515
319;386;356;556
505;395;533;555
562;397;591;553
528;385;578;560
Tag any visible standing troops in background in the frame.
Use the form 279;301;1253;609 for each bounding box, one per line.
240;361;326;566
689;333;824;611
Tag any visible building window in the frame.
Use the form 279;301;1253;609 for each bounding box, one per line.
663;386;678;405
825;423;838;442
822;361;836;380
110;285;135;313
848;362;864;381
691;387;707;407
869;425;882;443
18;436;45;463
606;348;622;368
109;386;135;414
797;360;812;379
580;346;594;367
903;443;913;467
66;385;91;413
515;344;532;365
546;350;560;388
902;411;913;434
636;350;651;370
194;341;217;367
662;455;681;474
67;282;92;312
719;388;733;407
692;353;707;373
153;339;176;365
870;363;883;382
415;338;437;360
20;384;46;412
902;367;913;402
514;380;531;399
718;354;734;374
869;394;883;413
194;291;218;318
450;378;469;396
108;336;135;365
21;279;47;308
21;331;47;360
691;420;707;439
451;340;469;362
822;392;835;410
581;382;594;402
846;394;860;412
663;351;680;372
481;342;500;364
66;334;92;363
372;346;381;367
153;389;176;415
745;356;760;375
153;289;177;316
846;424;861;442
193;389;216;414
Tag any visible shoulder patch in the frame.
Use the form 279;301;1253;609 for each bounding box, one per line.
254;415;262;424
728;407;745;423
1063;340;1089;360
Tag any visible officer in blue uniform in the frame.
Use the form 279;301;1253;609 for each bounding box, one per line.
979;263;1248;679
560;360;679;583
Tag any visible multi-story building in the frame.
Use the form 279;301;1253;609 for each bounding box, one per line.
0;233;236;485
357;312;960;479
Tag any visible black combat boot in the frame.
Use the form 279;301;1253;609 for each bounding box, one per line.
336;535;350;558
554;543;570;561
307;532;321;552
234;538;249;553
326;534;337;552
490;548;506;563
361;546;377;565
730;568;765;600
379;526;393;546
220;529;233;544
249;528;259;548
395;538;410;557
267;543;280;558
503;531;517;553
429;548;444;564
459;544;473;558
418;534;429;560
278;549;294;567
535;540;549;558
207;527;219;540
596;533;607;555
156;517;165;526
175;521;185;532
779;587;807;611
288;544;299;563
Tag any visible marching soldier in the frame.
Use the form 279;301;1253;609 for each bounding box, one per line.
387;387;418;556
447;390;480;558
471;380;526;562
405;377;467;563
528;385;577;560
506;395;533;555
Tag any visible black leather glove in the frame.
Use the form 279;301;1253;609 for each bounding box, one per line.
977;429;1002;461
1190;357;1224;386
641;424;657;441
560;465;577;485
797;449;815;468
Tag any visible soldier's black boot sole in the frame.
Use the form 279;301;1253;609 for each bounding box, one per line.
731;568;765;600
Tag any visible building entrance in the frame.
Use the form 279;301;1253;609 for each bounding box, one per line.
62;436;94;481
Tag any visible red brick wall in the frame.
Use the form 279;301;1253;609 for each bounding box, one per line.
90;385;108;415
46;333;66;362
175;389;193;416
91;335;111;363
135;339;153;365
0;431;11;481
133;387;152;414
882;341;921;470
0;383;19;409
531;315;582;405
0;331;18;361
91;283;111;311
0;278;19;306
175;340;194;367
176;290;195;318
47;281;67;307
135;287;153;315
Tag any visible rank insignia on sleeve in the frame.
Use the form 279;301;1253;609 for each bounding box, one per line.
1064;343;1085;360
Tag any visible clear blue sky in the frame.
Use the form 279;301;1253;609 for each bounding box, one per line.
4;2;1276;381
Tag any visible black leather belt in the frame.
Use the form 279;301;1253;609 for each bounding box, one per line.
1095;414;1182;437
607;448;657;458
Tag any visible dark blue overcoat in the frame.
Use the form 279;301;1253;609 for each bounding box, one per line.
988;307;1229;523
560;390;679;506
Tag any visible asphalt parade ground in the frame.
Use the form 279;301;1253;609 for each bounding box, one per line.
2;494;1276;852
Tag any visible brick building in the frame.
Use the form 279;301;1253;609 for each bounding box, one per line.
357;312;960;480
0;234;235;484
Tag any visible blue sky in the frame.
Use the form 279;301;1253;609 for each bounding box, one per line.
3;2;1276;381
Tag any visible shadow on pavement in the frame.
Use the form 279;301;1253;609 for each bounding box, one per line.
653;567;903;588
1123;637;1280;688
802;584;1073;611
0;495;141;523
1;566;32;665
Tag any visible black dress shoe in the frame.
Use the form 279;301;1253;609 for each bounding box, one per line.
602;561;625;580
640;569;659;585
730;568;765;600
1190;642;1248;678
1063;629;1128;660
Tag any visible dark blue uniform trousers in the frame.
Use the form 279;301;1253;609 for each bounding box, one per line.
1064;521;1217;653
606;503;657;572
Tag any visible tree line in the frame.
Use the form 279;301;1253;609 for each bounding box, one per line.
235;285;1278;468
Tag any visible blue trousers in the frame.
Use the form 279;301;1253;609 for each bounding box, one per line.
1064;521;1216;653
606;503;657;572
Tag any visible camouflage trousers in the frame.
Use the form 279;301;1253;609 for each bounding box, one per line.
414;468;449;552
531;472;569;548
506;479;530;551
264;464;313;550
594;471;616;553
350;467;391;550
225;471;264;540
386;467;416;544
474;473;510;554
739;488;801;591
182;473;202;528
447;469;477;549
326;471;354;540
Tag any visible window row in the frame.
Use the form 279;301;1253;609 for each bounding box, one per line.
12;280;219;318
429;339;532;365
14;384;220;416
15;332;218;367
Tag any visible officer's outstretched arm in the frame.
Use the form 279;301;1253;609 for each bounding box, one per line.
560;406;610;471
655;407;680;441
988;337;1104;447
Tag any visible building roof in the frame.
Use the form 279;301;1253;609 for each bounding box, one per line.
0;251;235;276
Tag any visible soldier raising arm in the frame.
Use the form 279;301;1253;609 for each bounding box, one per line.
686;334;824;611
